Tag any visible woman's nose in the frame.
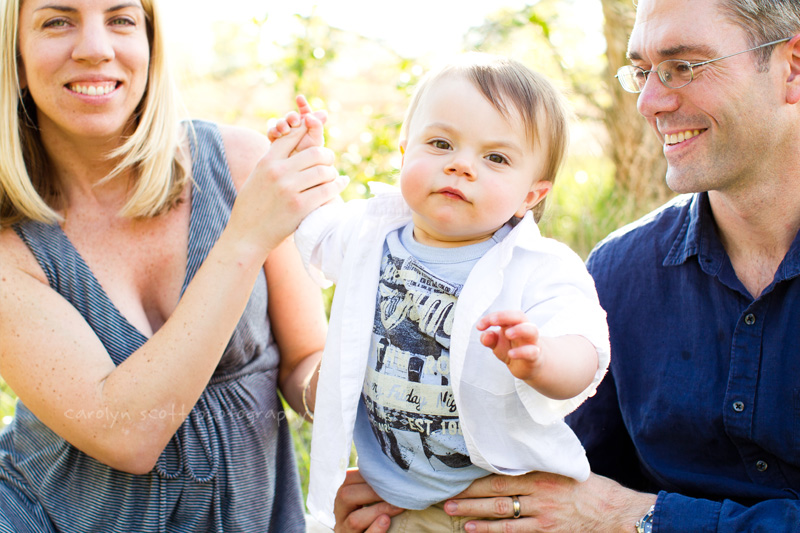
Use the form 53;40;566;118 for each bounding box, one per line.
72;22;115;64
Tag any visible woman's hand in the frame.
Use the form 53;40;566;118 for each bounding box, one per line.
333;469;403;533
227;114;347;260
268;95;328;155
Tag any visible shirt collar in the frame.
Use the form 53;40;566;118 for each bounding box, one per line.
778;224;800;281
662;191;800;283
662;193;721;272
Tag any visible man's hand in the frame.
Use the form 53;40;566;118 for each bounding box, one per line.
333;469;404;533
444;472;656;532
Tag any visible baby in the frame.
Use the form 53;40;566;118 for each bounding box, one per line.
273;53;609;531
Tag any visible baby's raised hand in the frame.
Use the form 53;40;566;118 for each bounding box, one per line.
476;310;544;382
268;95;328;155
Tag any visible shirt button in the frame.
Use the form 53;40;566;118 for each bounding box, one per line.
732;401;745;412
744;313;756;325
756;460;768;472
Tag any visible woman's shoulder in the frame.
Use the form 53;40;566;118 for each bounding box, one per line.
0;227;47;286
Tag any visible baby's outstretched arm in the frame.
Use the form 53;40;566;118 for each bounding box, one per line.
476;310;598;400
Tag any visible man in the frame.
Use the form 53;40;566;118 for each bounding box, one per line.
334;0;800;531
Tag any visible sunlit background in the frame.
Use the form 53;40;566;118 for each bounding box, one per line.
162;0;600;62
154;0;634;256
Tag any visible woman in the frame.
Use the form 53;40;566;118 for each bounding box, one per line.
0;0;345;531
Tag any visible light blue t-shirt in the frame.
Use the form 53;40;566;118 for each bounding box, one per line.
354;222;511;509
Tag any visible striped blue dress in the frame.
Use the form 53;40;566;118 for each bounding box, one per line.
2;121;306;532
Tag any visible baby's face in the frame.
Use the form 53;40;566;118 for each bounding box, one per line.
399;76;551;248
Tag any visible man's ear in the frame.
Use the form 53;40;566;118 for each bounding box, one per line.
515;180;552;218
784;34;800;104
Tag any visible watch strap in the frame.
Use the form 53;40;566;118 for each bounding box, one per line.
635;504;655;533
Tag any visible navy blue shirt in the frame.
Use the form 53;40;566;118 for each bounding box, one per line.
568;193;800;532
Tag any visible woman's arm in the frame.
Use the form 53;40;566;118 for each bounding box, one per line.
221;122;329;419
0;123;345;474
266;235;325;419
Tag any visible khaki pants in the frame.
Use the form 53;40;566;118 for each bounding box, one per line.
387;503;479;533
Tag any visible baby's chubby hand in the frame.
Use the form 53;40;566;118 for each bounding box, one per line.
268;95;328;155
476;310;545;382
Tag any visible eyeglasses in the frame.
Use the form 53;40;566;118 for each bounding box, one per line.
616;36;793;93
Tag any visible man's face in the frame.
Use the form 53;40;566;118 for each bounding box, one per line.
628;0;789;196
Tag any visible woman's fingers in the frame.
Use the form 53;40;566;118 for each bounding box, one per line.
266;120;316;159
228;125;344;253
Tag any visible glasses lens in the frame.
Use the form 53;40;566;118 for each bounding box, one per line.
657;60;693;89
617;66;646;93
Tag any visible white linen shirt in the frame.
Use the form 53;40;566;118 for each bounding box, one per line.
295;186;610;528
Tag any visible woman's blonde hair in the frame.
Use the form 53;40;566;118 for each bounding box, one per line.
401;53;570;222
0;0;189;227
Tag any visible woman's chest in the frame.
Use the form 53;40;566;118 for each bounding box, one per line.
63;202;191;337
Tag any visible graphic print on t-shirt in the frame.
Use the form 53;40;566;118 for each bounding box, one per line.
363;252;472;472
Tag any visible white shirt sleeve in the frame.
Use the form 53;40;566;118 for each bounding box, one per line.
294;198;367;287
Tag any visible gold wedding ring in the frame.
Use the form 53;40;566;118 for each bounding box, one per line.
511;495;522;519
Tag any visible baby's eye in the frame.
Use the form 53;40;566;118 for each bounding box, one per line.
431;140;452;150
486;153;508;164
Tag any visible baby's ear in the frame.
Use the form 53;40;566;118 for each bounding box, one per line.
515;180;552;218
399;139;407;162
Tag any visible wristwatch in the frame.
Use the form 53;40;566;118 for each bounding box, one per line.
635;504;655;533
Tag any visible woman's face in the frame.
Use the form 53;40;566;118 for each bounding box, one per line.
17;0;150;143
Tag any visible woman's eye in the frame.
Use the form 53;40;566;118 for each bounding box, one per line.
110;17;135;26
43;18;69;28
487;154;508;164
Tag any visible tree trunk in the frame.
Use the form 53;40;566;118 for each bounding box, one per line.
601;0;671;208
